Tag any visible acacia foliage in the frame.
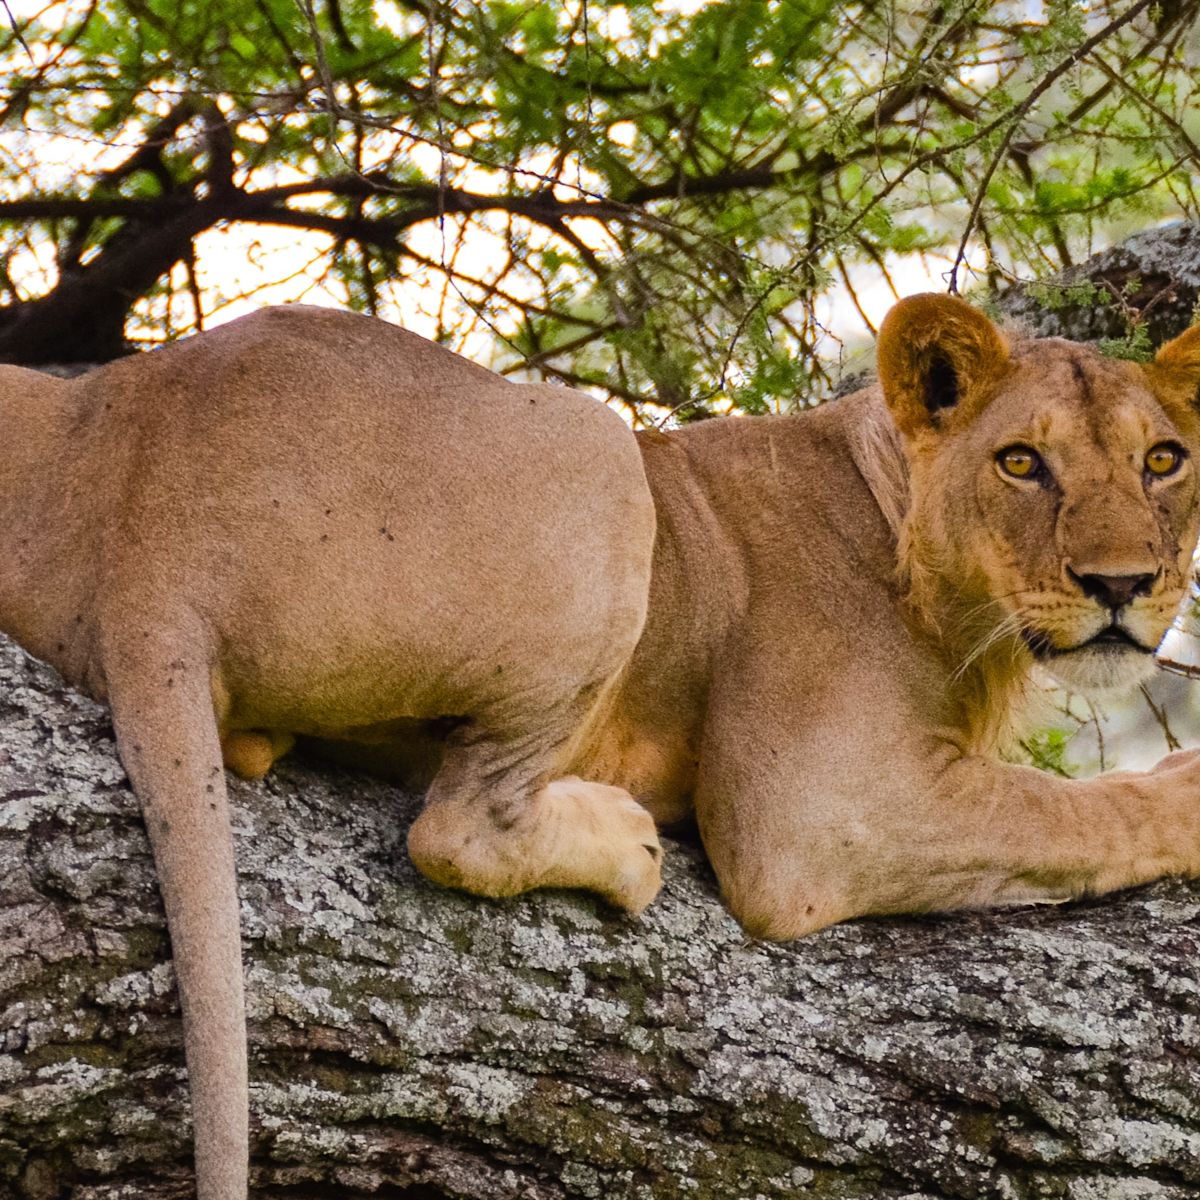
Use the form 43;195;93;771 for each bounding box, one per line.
1;0;1199;417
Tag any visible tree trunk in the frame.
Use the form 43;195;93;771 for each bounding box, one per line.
7;229;1200;1198
4;634;1200;1200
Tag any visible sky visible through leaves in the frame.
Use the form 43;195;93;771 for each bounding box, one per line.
1;1;1198;420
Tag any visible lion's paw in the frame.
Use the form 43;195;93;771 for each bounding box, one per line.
540;777;663;915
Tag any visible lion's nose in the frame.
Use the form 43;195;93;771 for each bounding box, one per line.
1067;568;1156;609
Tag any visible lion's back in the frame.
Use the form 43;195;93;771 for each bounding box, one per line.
74;307;655;722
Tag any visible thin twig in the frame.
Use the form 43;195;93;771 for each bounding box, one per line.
1139;684;1182;753
0;0;32;61
946;0;1160;293
296;0;339;145
579;0;593;194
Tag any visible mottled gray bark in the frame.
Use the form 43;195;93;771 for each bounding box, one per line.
4;633;1200;1200
996;221;1200;346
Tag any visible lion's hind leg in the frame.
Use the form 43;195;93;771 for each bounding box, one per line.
408;727;662;914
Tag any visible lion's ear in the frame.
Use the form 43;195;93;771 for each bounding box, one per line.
876;294;1010;439
1145;324;1200;410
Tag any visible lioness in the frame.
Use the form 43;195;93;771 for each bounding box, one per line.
4;294;1200;1198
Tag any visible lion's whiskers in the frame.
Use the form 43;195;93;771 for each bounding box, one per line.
950;606;1031;685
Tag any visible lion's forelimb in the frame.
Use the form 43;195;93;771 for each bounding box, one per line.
690;636;1200;942
702;737;1200;942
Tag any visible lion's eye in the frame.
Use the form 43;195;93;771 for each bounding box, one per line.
997;445;1042;480
1145;443;1185;478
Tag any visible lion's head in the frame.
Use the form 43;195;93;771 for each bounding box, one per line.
874;294;1200;727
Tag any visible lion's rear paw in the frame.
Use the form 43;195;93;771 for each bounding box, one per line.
542;778;663;914
409;776;663;914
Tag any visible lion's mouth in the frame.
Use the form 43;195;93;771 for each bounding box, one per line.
1081;626;1149;651
1023;624;1153;658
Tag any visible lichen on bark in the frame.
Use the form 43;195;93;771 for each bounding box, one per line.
996;221;1200;348
3;627;1200;1200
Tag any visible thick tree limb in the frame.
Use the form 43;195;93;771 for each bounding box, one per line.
997;221;1200;347
4;630;1200;1199
0;200;227;363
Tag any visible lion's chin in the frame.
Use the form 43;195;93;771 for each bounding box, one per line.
1038;644;1158;696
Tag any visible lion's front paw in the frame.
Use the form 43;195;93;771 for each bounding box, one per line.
541;778;663;914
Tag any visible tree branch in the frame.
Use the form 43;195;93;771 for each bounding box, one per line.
5;628;1200;1196
948;0;1166;293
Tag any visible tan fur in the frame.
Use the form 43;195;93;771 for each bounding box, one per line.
0;308;659;1198
574;295;1200;939
220;730;295;780
7;298;1200;1195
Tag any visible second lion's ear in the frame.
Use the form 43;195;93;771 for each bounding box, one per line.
876;294;1010;439
1144;323;1200;414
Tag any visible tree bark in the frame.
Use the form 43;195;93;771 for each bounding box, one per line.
995;221;1200;347
4;633;1200;1200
